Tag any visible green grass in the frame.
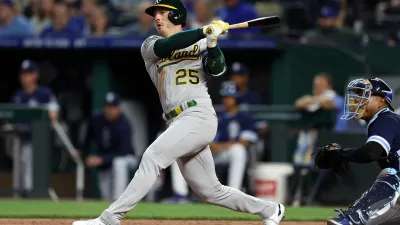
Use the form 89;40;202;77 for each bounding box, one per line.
0;200;338;221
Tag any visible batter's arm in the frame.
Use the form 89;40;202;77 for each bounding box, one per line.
204;45;227;76
153;28;205;58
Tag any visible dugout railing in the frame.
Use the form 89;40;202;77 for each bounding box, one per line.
0;104;85;200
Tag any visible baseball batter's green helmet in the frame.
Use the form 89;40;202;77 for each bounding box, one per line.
145;0;187;27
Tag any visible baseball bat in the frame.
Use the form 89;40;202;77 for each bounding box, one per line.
228;16;280;30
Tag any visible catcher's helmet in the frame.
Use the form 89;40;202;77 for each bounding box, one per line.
145;0;187;27
220;81;241;102
341;77;394;120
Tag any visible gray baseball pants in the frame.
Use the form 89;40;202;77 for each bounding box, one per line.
99;105;278;224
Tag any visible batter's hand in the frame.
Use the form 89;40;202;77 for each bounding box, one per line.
203;20;229;48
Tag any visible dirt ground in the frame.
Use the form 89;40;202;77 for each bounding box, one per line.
0;219;325;225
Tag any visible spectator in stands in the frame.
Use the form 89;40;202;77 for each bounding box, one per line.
81;0;97;32
295;73;347;132
66;0;87;36
187;0;213;29
229;62;263;105
123;1;157;37
79;92;137;201
81;0;97;21
30;0;53;34
300;5;361;45
291;73;346;206
23;0;38;19
182;0;194;15
88;6;112;36
215;0;260;39
10;59;59;197
0;0;35;37
40;1;82;38
109;0;138;17
66;0;81;17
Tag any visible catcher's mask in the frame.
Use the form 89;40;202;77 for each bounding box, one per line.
341;77;394;120
341;78;372;120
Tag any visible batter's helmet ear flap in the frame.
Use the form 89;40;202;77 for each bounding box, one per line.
168;8;186;27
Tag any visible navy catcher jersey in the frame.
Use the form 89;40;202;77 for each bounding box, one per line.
366;108;400;170
214;111;258;143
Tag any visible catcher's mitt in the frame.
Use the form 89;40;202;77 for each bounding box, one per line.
314;143;349;176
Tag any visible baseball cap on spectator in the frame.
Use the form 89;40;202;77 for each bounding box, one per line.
230;62;249;76
319;6;338;18
20;59;39;74
104;92;120;106
0;0;14;7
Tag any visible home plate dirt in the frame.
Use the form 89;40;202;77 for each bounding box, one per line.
0;219;325;225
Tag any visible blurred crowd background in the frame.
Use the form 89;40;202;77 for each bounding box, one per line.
0;0;399;207
0;0;399;45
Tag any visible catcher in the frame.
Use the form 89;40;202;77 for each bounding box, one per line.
315;77;400;225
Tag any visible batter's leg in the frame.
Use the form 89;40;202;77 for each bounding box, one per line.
171;161;189;197
98;107;218;225
177;145;279;219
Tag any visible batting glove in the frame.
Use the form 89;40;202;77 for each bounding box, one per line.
202;20;229;48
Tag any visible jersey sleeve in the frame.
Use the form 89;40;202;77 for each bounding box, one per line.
140;35;162;64
367;115;398;155
239;113;258;142
43;88;60;111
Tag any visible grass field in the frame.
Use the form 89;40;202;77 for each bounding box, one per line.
0;200;338;221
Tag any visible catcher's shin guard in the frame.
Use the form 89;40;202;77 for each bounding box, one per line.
335;168;400;224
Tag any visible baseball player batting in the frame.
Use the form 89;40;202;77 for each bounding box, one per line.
72;0;285;225
315;78;400;225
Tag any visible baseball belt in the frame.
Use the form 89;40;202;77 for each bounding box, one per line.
163;100;197;121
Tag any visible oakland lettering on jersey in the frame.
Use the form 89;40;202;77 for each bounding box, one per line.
159;44;200;64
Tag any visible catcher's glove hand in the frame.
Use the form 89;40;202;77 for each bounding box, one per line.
314;143;349;176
